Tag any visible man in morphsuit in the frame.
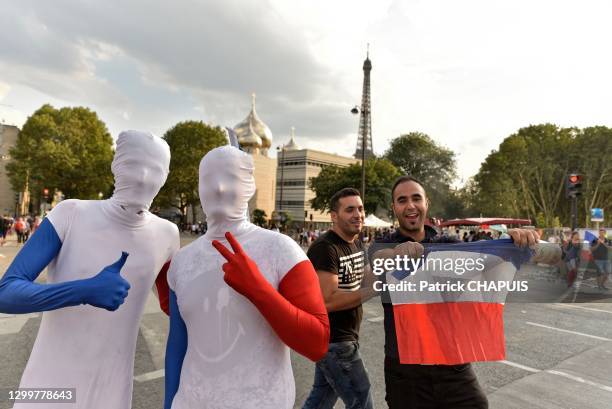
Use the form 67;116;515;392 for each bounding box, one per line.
0;130;180;409
164;146;329;409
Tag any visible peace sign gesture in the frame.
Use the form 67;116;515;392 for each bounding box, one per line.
212;232;271;299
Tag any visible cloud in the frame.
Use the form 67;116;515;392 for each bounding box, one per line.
2;0;612;183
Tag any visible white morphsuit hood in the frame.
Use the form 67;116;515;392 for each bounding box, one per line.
199;146;255;239
110;130;170;214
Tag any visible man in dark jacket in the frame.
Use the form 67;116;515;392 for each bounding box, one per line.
370;175;543;409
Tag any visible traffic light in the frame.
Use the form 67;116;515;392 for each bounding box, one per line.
43;188;50;203
565;174;583;198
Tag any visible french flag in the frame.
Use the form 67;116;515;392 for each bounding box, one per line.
385;239;532;365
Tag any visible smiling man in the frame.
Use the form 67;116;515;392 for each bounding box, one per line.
371;175;542;409
302;188;377;409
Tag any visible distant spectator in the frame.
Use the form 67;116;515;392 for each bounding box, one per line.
591;228;611;291
14;217;27;244
0;216;8;246
564;231;582;287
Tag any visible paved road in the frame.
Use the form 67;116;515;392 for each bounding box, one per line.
1;234;611;408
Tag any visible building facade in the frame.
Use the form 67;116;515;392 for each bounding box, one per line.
0;124;19;216
276;136;359;228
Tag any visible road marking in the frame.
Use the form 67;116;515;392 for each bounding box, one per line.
499;361;612;393
526;321;612;341
499;360;539;373
551;303;612;315
134;369;164;382
547;370;612;393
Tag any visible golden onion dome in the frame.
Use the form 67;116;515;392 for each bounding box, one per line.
233;93;272;149
236;121;262;147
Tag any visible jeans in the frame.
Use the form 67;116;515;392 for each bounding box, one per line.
302;341;373;409
595;260;611;275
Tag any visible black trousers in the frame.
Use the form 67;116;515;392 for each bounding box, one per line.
385;357;488;409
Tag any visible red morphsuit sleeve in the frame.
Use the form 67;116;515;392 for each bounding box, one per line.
155;261;171;316
213;233;330;361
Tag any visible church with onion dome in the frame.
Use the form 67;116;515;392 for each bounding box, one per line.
232;94;278;221
231;93;359;228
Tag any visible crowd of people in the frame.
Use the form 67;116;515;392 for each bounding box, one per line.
562;229;611;290
0;215;42;246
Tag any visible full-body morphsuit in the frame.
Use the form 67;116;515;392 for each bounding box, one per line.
164;146;329;409
0;130;179;409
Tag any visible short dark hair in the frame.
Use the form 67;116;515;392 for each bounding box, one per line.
391;175;426;201
330;188;361;212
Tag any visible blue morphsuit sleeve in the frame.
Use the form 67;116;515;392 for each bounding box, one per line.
0;218;87;313
164;290;188;409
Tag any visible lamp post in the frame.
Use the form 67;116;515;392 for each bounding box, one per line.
351;105;367;202
276;144;286;212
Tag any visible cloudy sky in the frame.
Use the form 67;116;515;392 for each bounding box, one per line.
2;0;611;183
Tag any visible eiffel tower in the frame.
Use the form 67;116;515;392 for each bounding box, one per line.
354;48;373;160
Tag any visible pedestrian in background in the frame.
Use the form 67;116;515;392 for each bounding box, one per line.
591;228;611;291
564;231;582;287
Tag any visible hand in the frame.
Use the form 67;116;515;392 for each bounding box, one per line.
508;229;540;247
212;232;269;298
531;243;563;265
83;252;131;311
393;241;424;259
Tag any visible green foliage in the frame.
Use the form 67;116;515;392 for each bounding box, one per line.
154;120;227;220
6;104;114;200
573;126;612;226
309;158;401;215
279;211;292;229
384;132;457;185
252;208;267;226
470;124;612;227
384;132;463;218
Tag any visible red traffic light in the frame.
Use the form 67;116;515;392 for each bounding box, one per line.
43;188;49;195
568;175;581;184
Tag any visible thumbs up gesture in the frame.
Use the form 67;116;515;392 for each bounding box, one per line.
82;252;131;311
212;232;270;299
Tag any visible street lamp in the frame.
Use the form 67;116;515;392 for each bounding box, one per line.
351;105;367;202
276;144;286;212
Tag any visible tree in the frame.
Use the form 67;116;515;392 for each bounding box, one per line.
573;127;612;226
252;209;267;226
470;124;612;227
384;132;457;184
309;158;401;215
384;132;460;218
6;104;114;205
154;121;227;222
279;211;292;230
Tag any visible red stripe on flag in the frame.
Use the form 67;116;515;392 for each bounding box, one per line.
393;302;505;365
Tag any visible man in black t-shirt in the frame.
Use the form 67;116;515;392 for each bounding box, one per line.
302;188;377;409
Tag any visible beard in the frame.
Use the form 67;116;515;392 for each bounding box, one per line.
399;214;424;232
